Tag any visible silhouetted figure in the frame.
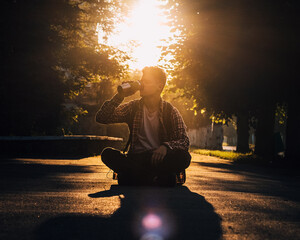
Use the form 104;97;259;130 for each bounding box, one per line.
96;67;191;186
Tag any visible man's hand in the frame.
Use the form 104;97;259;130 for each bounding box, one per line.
151;145;167;167
119;81;138;97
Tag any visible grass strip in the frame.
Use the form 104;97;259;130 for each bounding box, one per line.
192;148;267;164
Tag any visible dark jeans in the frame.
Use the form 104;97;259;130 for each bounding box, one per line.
101;147;191;176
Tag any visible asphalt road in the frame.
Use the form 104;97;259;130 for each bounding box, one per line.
0;153;299;240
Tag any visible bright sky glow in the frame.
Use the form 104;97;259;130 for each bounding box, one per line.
98;0;178;71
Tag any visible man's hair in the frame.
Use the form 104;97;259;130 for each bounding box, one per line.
142;66;167;88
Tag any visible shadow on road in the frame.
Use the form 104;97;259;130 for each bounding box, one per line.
195;161;300;202
0;158;93;178
35;185;223;240
0;158;95;192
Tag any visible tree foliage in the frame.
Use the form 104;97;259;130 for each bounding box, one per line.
0;0;129;135
162;0;297;156
164;0;291;114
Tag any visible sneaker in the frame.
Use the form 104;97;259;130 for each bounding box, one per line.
176;170;186;185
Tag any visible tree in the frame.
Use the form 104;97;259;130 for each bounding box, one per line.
284;0;299;166
162;0;295;158
0;0;128;136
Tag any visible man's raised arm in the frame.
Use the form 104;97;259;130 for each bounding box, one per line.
95;93;132;124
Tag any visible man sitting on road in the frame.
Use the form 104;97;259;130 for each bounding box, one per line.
96;66;191;187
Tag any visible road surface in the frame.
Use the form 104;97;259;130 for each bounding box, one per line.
0;153;299;240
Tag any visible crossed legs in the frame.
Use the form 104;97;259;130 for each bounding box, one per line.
101;147;191;177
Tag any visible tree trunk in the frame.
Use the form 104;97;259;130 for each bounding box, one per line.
254;103;276;160
236;112;250;153
285;94;300;167
284;2;298;167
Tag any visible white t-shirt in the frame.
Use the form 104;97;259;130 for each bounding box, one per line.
134;105;160;153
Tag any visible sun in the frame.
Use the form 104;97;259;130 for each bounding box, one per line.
98;0;176;71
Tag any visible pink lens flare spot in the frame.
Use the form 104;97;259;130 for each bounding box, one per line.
142;213;162;230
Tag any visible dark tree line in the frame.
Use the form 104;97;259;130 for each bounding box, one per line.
1;0;298;164
0;0;128;136
162;0;299;163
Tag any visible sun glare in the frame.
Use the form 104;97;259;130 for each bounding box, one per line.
98;0;176;70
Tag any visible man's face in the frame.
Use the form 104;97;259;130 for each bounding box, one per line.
140;72;163;97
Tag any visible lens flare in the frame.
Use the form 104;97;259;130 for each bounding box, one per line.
142;213;162;230
132;202;176;240
141;233;163;240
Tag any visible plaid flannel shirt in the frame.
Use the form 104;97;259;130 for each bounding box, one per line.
96;94;190;153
